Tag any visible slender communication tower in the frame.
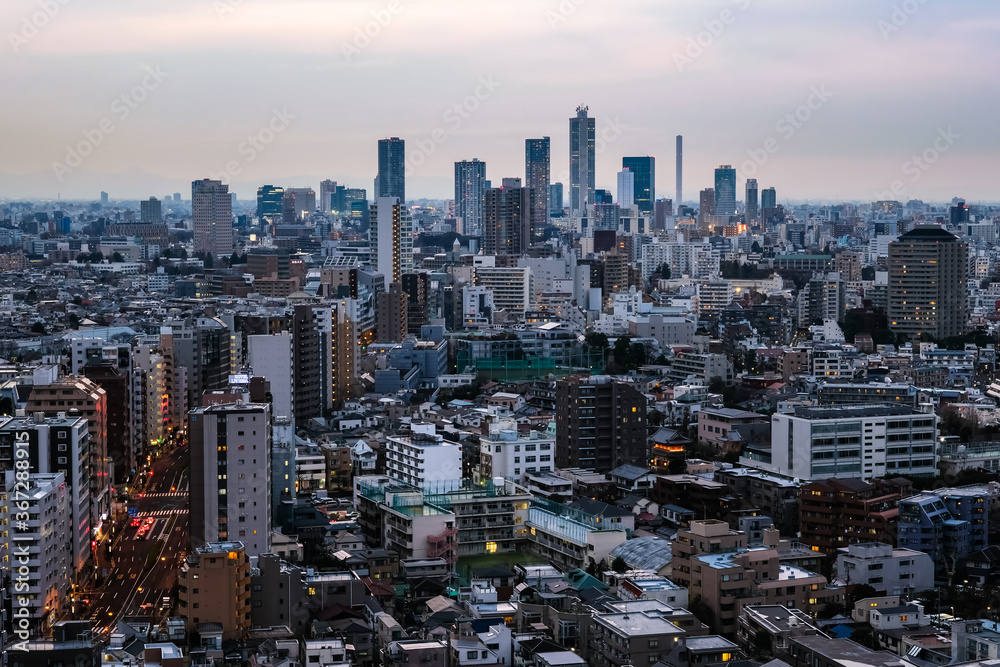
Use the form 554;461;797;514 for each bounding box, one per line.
675;135;683;210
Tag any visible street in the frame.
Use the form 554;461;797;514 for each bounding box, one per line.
76;445;190;635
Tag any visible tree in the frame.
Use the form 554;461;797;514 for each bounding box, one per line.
611;556;628;574
751;630;773;659
848;583;879;607
30;322;46;335
111;251;125;263
751;241;763;254
851;626;878;650
861;266;876;281
76;252;89;263
203;253;215;269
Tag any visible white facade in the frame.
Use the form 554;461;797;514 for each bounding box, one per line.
370;197;413;283
479;423;555;482
836;542;934;595
463;285;496;328
617;169;635;207
641;241;718;281
757;406;938;481
1;417;91;577
385;423;462;487
1;471;71;629
473;266;531;315
247;333;294;420
697;281;734;318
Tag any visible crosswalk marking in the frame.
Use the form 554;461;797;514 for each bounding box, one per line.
140;492;187;498
137;509;189;517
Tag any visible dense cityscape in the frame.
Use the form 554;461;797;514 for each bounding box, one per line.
3;2;1000;667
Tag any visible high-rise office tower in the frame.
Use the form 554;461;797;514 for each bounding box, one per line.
569;106;595;217
454;159;487;237
622;156;655;215
284;187;316;221
401;272;429;336
192;179;233;256
950;201;970;226
745;178;759;222
319;180;337;214
654;199;674;231
291;305;323;423
761;187;777;210
484;178;531;256
140;197;162;224
370;196;413;283
525;137;551;238
675;135;683;208
888;226;968;340
555;375;647;473
699;188;715;223
189;402;272;558
617;168;635;208
256;185;284;228
377;137;405;203
100;191;109;205
550;183;564;217
713;165;737;217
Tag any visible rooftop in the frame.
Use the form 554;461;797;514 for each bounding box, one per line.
593;610;685;638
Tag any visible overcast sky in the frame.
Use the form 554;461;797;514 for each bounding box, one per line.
1;0;996;204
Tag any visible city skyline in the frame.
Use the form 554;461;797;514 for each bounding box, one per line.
1;1;996;202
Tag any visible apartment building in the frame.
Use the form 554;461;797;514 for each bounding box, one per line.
178;541;252;641
758;405;938;481
835;542;934;595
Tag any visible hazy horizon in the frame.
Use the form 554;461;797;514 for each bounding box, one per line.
2;0;996;203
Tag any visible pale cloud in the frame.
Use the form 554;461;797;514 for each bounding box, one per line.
0;0;996;201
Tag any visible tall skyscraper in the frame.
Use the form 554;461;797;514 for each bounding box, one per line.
454;159;487;236
319;179;337;214
549;183;564;217
284;187;316;220
617;168;635;207
888;226;968;340
675;135;683;208
256;185;284;228
745;178;759;222
484;178;531;256
950;201;970;226
525;137;551;239
192;178;233;256
569;106;595;217
100;191;109;205
699;188;715;222
370;196;413;283
713;165;737;217
140;197;162;224
761;187;777;210
376;137;405;204
622;156;655;215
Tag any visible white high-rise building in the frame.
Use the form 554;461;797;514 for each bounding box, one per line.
617;168;635;208
189;402;272;558
385;422;462;488
472;263;531;315
192;179;233;256
1;471;71;632
370;197;413;283
319;180;337;215
0;416;91;578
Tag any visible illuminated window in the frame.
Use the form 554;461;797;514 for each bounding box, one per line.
486;541;498;554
